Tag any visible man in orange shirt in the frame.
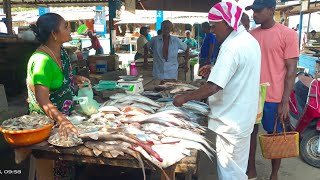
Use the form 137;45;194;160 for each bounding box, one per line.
246;0;299;180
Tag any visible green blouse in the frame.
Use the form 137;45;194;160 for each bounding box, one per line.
27;52;63;91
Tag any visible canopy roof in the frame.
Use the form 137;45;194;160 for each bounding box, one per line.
0;0;109;7
0;0;221;12
135;0;220;12
276;1;320;15
115;10;208;24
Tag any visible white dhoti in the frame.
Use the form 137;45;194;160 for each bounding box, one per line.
216;134;250;180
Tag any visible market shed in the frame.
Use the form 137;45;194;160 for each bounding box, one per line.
135;0;221;12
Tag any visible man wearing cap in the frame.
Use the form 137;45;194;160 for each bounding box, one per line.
245;0;299;180
184;30;197;49
173;2;261;179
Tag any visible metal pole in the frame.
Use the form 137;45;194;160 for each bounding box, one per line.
298;11;303;50
306;13;311;39
108;0;116;55
3;0;13;35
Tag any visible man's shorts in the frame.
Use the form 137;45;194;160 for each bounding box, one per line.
261;102;284;133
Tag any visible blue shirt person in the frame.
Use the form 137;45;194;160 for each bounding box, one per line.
144;20;189;80
199;22;220;67
184;30;197;49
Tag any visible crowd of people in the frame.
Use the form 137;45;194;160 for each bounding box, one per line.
25;0;301;179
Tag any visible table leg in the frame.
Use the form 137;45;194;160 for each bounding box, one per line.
184;169;193;180
35;159;54;180
28;155;35;180
161;165;176;180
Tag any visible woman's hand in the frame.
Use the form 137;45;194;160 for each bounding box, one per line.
74;75;91;88
59;119;79;138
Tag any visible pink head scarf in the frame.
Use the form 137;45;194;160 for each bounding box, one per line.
208;2;243;31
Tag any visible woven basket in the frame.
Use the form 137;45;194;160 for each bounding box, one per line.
259;116;299;159
259;131;299;159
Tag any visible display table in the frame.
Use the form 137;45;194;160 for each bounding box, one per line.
25;141;201;180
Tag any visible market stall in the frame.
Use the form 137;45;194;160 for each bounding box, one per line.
276;1;320;76
1;81;214;180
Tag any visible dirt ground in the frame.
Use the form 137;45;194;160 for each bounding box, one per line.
197;127;320;180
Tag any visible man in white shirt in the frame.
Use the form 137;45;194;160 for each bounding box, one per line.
173;2;261;179
144;20;189;80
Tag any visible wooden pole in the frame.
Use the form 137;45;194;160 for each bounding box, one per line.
3;0;13;35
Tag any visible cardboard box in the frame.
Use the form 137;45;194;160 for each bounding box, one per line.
88;55;119;72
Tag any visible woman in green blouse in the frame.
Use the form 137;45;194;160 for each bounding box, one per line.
29;13;90;179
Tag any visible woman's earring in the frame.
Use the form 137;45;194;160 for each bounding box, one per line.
54;37;57;41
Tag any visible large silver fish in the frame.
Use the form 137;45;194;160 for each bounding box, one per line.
182;101;210;116
162;127;215;154
131;103;158;114
115;95;161;108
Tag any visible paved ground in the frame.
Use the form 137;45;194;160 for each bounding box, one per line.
197;127;320;180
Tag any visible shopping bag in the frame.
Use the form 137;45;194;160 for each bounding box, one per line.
73;87;99;115
259;117;299;159
256;83;269;124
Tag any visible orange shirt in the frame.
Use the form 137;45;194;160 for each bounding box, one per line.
251;23;299;103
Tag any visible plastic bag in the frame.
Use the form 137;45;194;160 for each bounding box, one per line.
73;87;99;115
256;83;269;123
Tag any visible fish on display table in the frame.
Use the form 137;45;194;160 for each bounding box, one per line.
41;91;214;180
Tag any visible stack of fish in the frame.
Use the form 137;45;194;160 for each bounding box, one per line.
143;82;199;99
1;114;54;131
157;99;210;126
48;94;213;180
103;93;162;114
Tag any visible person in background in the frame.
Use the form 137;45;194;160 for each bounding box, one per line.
199;22;219;68
310;30;319;42
77;20;88;35
0;18;7;34
241;12;250;31
135;27;149;60
245;0;299;179
184;30;197;49
87;30;104;55
29;13;90;179
294;24;307;50
144;20;189;82
157;29;162;36
174;2;261;179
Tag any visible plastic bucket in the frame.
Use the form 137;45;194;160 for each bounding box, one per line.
96;60;107;74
